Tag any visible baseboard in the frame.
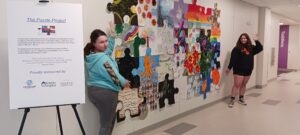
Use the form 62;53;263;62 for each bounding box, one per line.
268;78;277;83
255;84;267;89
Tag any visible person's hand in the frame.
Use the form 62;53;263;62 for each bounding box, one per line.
124;80;131;88
253;33;259;41
225;69;230;75
108;21;115;37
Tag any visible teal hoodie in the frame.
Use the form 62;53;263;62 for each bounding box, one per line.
85;37;126;92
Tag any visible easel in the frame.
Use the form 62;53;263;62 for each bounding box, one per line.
18;104;86;135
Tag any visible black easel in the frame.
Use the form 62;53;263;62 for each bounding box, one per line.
18;104;86;135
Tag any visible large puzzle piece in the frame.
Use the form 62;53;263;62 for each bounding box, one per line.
132;47;160;111
107;0;138;25
198;74;212;99
157;24;177;55
136;0;158;27
187;75;201;99
138;27;160;56
156;54;175;82
115;23;141;58
169;0;188;28
158;73;179;108
211;3;221;38
174;21;188;54
157;0;174;27
183;49;201;76
116;48;140;88
116;88;144;122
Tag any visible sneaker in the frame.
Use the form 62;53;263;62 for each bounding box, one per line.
238;98;247;106
228;99;234;108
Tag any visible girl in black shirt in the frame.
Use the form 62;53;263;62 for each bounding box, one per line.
226;33;263;108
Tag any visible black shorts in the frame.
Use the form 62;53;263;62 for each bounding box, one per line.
233;69;252;76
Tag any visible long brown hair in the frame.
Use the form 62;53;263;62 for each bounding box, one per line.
84;29;107;56
235;33;253;51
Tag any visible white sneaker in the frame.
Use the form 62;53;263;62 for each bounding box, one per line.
228;99;234;108
238;98;247;106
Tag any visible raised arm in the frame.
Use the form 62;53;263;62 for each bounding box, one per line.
253;40;263;55
105;36;115;56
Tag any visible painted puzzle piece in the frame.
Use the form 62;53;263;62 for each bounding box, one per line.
156;54;175;82
115;23;141;58
136;0;158;27
132;47;160;111
186;75;201;99
183;49;201;76
169;0;188;28
116;48;140;88
157;0;174;27
107;0;138;25
186;0;201;24
157;24;177;55
211;3;221;38
198;75;212;99
115;23;146;57
158;73;179;108
138;28;160;56
116;87;144;122
174;21;188;54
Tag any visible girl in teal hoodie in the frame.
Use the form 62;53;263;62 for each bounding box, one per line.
84;26;130;135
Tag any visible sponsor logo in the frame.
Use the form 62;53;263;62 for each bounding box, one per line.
60;81;73;87
23;80;36;89
41;81;56;87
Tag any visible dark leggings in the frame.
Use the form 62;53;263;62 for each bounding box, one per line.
88;86;118;135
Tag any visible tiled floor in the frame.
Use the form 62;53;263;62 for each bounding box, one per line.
246;92;262;97
262;99;281;106
164;123;196;135
141;71;300;135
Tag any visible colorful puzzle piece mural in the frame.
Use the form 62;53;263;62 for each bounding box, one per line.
105;0;221;121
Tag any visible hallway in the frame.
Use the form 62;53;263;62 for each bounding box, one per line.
141;71;300;135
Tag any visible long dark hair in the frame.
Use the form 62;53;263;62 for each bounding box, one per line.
84;29;107;56
235;33;253;51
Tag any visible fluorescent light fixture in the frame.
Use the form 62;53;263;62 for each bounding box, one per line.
279;23;284;25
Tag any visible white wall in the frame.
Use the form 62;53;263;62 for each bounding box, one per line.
0;0;262;135
256;8;271;86
267;13;280;80
288;25;300;70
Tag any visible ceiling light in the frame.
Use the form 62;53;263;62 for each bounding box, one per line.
279;23;284;25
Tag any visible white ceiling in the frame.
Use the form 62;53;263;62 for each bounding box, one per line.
241;0;300;24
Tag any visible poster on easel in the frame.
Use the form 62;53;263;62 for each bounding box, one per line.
8;1;85;109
